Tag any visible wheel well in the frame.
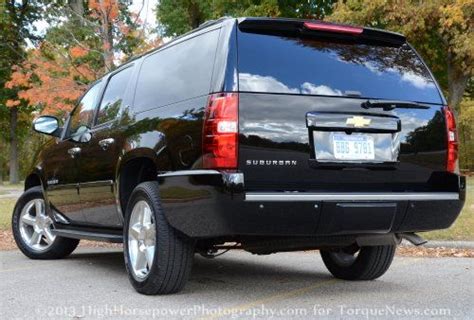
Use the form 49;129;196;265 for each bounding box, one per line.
24;174;42;191
119;157;157;215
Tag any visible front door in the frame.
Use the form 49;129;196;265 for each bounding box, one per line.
44;81;103;224
79;66;134;227
43;139;83;223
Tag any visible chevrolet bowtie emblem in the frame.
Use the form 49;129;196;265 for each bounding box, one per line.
346;116;371;128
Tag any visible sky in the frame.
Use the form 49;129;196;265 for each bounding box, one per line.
33;0;159;37
129;0;158;31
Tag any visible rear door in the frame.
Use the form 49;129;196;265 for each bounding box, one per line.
78;66;134;227
236;22;452;193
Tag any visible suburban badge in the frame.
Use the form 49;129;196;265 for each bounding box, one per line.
246;160;298;166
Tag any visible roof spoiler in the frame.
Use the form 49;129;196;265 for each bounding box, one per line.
237;17;406;46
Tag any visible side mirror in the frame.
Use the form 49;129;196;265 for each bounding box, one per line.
33;116;61;137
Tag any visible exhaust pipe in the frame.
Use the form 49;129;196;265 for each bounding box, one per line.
398;233;427;246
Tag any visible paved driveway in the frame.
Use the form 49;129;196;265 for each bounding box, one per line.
1;248;473;319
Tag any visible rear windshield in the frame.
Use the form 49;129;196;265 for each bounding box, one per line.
237;30;443;104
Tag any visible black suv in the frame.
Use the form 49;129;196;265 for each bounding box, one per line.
12;17;465;295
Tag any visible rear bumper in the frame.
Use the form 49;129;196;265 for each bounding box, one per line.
158;171;466;238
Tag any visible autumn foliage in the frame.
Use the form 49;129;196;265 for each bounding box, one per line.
6;43;97;116
89;0;120;21
4;0;154;117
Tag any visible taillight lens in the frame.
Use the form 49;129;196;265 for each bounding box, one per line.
203;93;238;169
444;106;459;173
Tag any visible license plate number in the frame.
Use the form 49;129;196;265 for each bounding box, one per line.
333;134;375;160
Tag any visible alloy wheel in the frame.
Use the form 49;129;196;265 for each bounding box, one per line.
127;200;156;281
19;199;56;251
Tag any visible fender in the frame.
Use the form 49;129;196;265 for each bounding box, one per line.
114;129;172;216
24;165;58;221
24;167;46;191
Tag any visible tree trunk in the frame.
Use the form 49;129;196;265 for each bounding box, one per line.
104;22;114;70
97;0;115;71
9;106;19;184
447;56;469;112
99;24;114;71
187;0;204;29
68;0;84;16
0;141;3;185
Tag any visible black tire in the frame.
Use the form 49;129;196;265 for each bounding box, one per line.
320;244;396;280
123;181;195;295
12;186;80;259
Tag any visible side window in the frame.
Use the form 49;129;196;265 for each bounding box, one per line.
68;82;101;137
133;29;220;113
97;67;133;125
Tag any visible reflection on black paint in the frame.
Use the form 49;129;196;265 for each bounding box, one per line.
240;135;309;153
402;111;445;153
160;186;211;203
123;104;205;170
238;30;442;104
133;30;220;113
238;92;447;191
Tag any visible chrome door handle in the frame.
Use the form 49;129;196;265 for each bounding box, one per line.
98;138;115;150
67;147;81;158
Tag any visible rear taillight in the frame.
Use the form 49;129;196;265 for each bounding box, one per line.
444;106;459;173
303;22;363;35
203;93;238;169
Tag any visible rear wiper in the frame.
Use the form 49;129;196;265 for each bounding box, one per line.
361;100;430;111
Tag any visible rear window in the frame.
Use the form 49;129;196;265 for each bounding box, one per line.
237;30;442;104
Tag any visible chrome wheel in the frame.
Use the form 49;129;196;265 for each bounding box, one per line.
19;199;56;251
128;200;156;281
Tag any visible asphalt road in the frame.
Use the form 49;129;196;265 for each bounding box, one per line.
1;248;473;320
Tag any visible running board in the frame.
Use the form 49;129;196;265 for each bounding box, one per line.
53;229;123;243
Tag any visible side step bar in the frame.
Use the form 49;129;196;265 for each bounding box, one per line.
53;229;123;243
245;192;459;202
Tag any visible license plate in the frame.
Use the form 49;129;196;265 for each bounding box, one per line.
332;134;375;160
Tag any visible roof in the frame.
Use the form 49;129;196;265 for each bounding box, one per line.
237;17;406;46
120;16;406;73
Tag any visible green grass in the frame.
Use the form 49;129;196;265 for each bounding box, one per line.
423;176;474;241
0;182;23;196
0;198;16;230
0;182;23;190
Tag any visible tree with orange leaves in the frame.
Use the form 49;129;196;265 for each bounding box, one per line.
89;0;120;70
7;0;152;116
6;42;98;117
2;0;155;182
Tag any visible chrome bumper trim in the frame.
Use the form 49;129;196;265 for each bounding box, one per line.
245;192;459;202
158;170;221;177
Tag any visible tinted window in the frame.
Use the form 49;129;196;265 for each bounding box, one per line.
97;67;133;124
238;31;442;104
134;29;220;112
69;82;101;136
